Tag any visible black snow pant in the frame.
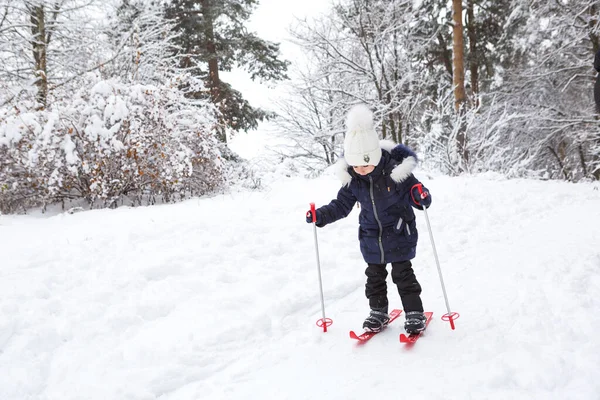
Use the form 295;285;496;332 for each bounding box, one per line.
365;260;423;313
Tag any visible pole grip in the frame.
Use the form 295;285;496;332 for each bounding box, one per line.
310;202;316;223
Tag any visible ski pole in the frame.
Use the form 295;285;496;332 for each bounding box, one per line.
309;202;332;332
415;187;460;330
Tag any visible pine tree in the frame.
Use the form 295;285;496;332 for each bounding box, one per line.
166;0;290;142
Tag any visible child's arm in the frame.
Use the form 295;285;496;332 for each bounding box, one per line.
313;186;357;227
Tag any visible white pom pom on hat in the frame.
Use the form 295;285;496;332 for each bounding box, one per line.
344;104;381;167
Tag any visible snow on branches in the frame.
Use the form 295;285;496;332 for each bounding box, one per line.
0;76;223;213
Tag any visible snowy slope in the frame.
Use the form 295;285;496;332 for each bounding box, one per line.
1;171;599;400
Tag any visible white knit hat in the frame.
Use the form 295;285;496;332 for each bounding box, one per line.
343;104;381;167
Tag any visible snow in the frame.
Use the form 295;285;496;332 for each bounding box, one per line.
91;81;114;97
61;135;78;165
2;1;600;398
1;171;599;399
0;112;38;146
412;0;424;10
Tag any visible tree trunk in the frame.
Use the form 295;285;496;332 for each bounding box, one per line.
452;0;467;111
549;143;571;181
436;32;454;81
452;0;468;168
578;144;588;179
466;0;479;107
200;0;225;142
29;4;48;108
590;4;599;53
200;0;220;103
590;4;600;179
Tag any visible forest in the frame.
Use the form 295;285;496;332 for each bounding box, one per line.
1;0;599;214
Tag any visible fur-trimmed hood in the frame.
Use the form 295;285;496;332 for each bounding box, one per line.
334;140;418;186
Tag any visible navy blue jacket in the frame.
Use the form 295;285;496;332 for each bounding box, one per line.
316;143;431;264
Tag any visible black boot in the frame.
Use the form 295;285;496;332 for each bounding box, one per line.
404;311;426;334
363;309;390;333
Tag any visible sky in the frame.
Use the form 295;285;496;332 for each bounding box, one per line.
222;0;330;109
225;0;332;158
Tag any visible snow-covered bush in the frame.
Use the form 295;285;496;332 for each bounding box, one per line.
0;76;223;213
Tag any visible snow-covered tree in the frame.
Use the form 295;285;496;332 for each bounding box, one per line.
275;0;443;169
280;0;600;181
0;76;222;213
467;0;600;180
165;0;290;141
0;0;225;213
0;0;111;109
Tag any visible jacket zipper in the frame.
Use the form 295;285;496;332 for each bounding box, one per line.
369;176;385;263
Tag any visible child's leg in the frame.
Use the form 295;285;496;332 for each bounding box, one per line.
365;263;388;312
390;261;423;312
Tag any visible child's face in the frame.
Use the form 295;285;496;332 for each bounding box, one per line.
352;165;375;175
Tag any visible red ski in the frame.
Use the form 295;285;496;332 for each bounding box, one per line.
349;309;403;342
399;312;433;344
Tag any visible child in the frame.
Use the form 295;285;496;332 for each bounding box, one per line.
305;104;432;334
